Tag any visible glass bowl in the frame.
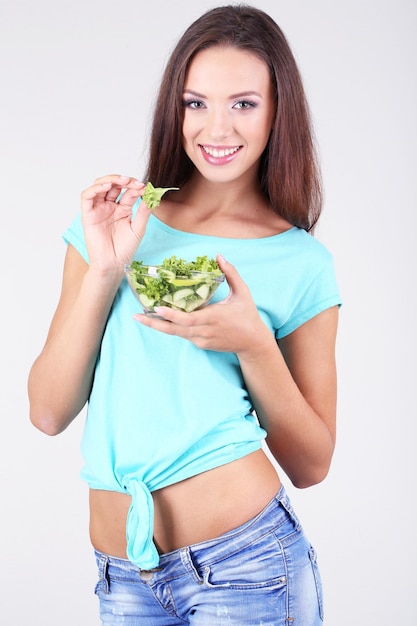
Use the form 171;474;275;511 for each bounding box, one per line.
124;263;225;314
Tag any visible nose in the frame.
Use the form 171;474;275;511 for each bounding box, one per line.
206;106;231;140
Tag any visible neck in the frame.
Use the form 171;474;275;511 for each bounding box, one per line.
177;173;267;217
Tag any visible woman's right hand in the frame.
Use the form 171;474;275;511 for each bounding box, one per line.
81;174;153;272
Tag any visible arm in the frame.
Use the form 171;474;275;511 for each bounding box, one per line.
28;246;122;435
135;254;339;488
28;175;151;435
238;306;338;488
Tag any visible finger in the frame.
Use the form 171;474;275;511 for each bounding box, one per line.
216;254;248;296
81;181;112;208
133;312;185;336
93;174;144;188
130;198;153;241
81;177;145;208
81;176;140;199
152;306;197;327
134;309;218;350
114;184;145;206
100;176;144;203
85;175;144;203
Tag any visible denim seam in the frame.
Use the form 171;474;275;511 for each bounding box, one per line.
274;533;292;623
309;546;324;621
195;525;288;569
147;580;187;623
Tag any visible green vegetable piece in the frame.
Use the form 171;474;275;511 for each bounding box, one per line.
138;293;156;308
196;283;210;299
142;182;179;209
127;254;224;313
173;288;194;302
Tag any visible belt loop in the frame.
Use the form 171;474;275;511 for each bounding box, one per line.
180;547;204;585
98;554;110;594
277;490;301;530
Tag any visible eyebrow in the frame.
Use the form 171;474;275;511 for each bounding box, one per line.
183;89;263;99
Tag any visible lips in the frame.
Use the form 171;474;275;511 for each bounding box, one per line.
199;144;242;165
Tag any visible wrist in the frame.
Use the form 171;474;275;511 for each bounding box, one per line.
84;264;125;294
237;325;278;364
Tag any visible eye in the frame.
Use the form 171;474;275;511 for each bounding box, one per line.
233;100;257;110
183;99;205;109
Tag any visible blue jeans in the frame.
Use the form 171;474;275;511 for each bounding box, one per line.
94;486;324;625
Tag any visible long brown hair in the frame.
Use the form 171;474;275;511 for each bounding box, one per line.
145;5;322;231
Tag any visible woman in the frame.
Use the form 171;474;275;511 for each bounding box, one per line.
28;5;341;624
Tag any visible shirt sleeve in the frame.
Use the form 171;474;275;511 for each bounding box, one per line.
62;211;90;263
276;253;342;339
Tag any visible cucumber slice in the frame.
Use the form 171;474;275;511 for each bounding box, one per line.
138;293;156;308
195;283;210;299
185;297;204;312
172;298;187;310
173;288;194;302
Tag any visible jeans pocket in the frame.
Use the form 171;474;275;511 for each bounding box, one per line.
309;546;324;621
198;532;288;591
202;563;287;590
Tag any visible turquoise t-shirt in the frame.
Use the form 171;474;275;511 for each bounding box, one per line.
63;211;342;569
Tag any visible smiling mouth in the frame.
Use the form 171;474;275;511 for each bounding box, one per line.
200;145;242;158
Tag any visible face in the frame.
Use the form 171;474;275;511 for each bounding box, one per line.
182;46;275;186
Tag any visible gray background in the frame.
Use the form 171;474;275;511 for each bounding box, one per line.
1;0;416;623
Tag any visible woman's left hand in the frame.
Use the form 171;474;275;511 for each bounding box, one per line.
133;254;272;354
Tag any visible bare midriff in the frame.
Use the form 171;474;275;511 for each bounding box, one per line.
89;448;281;559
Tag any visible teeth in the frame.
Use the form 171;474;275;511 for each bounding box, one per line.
202;146;240;157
